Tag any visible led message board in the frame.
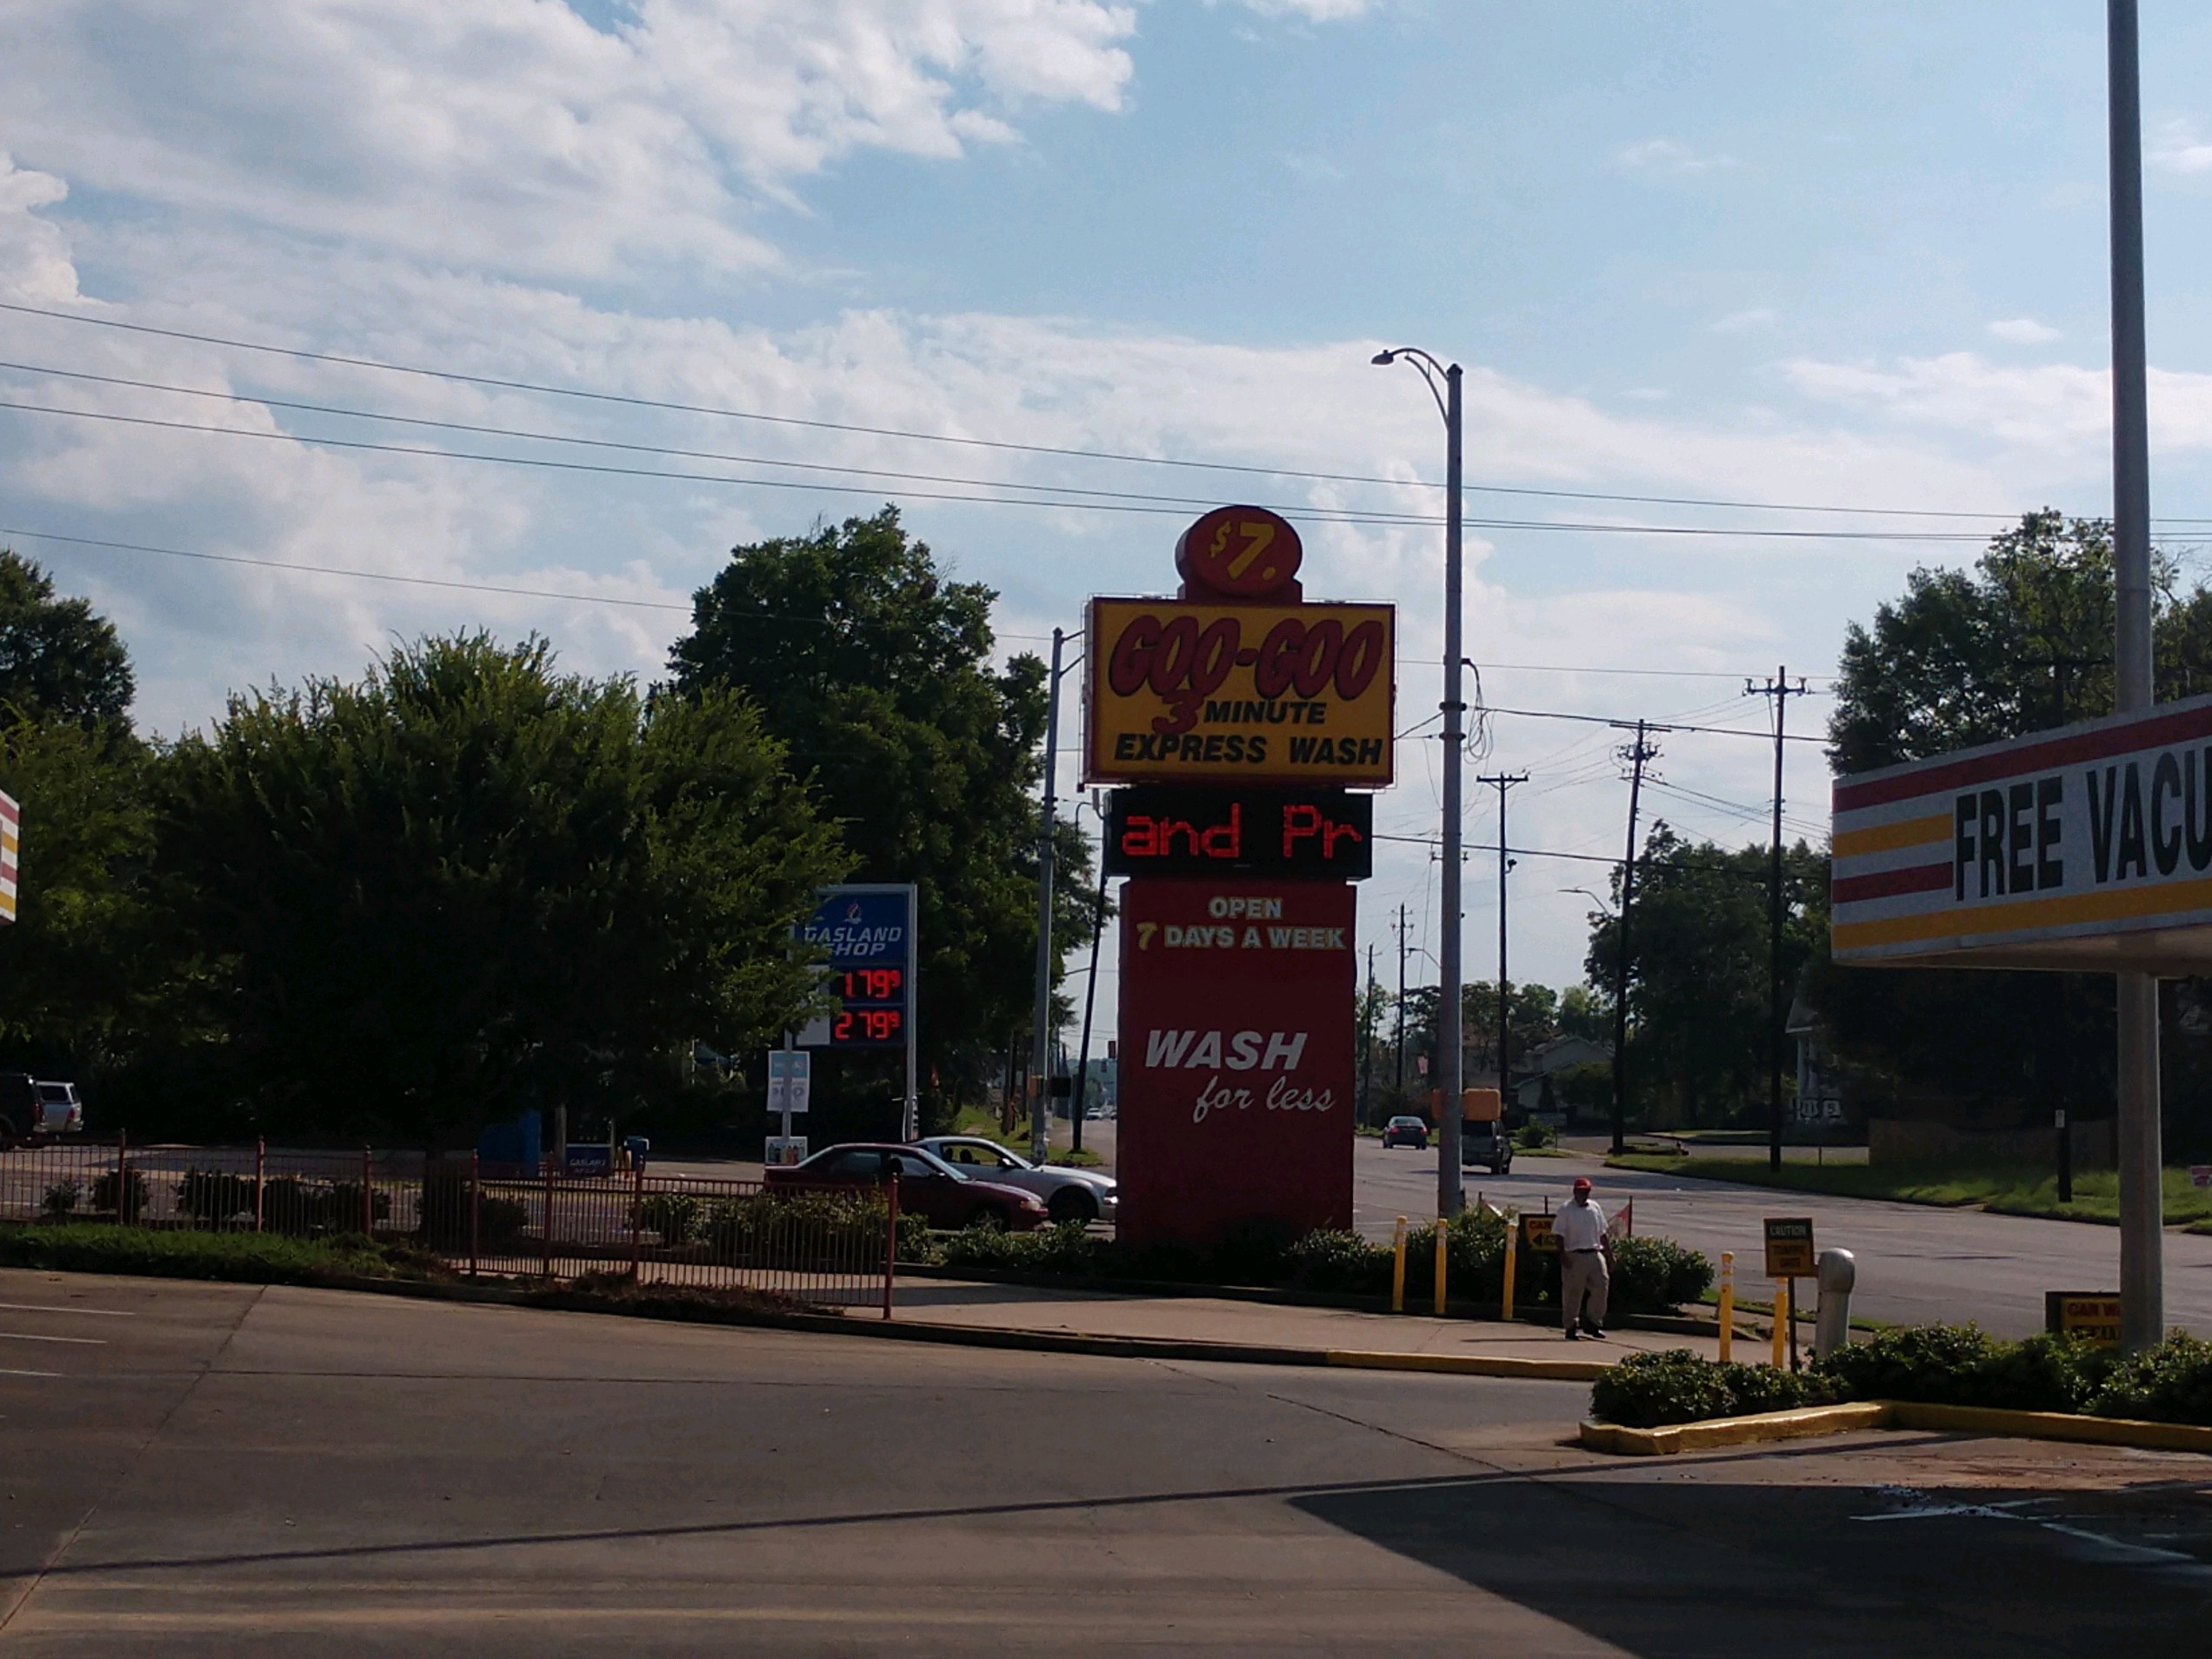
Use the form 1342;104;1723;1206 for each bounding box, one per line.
1103;786;1373;880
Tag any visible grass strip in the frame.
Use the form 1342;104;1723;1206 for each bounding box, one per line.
0;1223;441;1284
1604;1154;2212;1226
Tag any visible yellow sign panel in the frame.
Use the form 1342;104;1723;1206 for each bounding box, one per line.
1520;1212;1559;1253
1763;1216;1816;1279
2045;1291;2122;1349
1083;598;1396;787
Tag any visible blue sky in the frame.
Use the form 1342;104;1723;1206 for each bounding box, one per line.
3;0;2212;1006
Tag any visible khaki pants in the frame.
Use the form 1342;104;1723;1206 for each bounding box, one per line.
1562;1249;1609;1331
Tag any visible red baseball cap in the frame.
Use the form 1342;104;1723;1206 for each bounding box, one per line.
1572;1176;1593;1193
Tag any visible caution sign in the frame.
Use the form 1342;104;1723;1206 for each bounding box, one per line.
1084;597;1396;787
1763;1216;1816;1279
2044;1291;2122;1349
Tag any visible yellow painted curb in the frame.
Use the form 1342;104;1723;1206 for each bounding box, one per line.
1581;1399;2212;1458
1325;1348;1609;1382
1886;1401;2212;1455
1580;1402;1888;1456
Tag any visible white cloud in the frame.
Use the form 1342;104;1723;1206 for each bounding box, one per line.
0;1;1138;283
0;152;77;304
2149;117;2212;176
1988;317;2061;344
1616;137;1737;175
1709;308;1776;335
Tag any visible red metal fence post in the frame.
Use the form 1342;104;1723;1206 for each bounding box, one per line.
361;1144;374;1236
629;1163;643;1287
114;1129;128;1226
254;1137;266;1232
542;1162;554;1279
883;1180;898;1321
468;1152;481;1279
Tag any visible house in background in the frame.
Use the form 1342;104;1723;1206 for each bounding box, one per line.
1511;1034;1613;1124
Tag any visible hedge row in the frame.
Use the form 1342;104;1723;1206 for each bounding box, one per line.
1592;1325;2212;1429
925;1210;1715;1316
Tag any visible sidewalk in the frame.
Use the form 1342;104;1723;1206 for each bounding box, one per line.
889;1273;1729;1369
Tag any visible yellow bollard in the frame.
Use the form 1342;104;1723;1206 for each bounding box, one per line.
1717;1251;1735;1364
1771;1278;1789;1369
1501;1210;1518;1323
1390;1216;1408;1313
1433;1223;1449;1316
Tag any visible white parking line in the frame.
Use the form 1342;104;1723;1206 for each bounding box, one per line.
0;1331;104;1344
0;1367;63;1377
0;1301;136;1317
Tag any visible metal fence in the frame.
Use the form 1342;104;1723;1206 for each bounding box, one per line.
0;1136;896;1312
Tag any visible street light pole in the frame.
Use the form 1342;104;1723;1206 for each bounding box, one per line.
2108;0;2163;1351
1375;347;1466;1217
1477;771;1528;1112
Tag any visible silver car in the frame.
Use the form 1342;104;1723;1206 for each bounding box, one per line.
916;1136;1117;1225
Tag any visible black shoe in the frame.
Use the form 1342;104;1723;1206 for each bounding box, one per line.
1584;1325;1606;1339
1563;1329;1579;1341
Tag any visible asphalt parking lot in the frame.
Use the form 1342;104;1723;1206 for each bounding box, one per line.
2;1268;2209;1655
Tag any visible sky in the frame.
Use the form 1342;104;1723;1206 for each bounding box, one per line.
4;0;2212;1027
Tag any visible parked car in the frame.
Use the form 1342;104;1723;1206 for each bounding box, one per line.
765;1143;1049;1230
1460;1118;1514;1174
914;1136;1117;1225
1381;1115;1429;1150
0;1075;82;1147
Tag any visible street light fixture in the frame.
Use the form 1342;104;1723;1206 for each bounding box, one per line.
1375;344;1466;1217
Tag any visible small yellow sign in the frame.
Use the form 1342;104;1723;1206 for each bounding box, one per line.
1520;1212;1559;1254
2044;1291;2122;1349
1763;1216;1816;1279
1084;598;1395;787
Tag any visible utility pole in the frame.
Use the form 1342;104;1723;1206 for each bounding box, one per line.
1394;903;1409;1096
1609;723;1662;1156
1361;943;1377;1128
1476;772;1529;1111
1029;627;1066;1163
1749;668;1809;1174
2109;0;2163;1351
1069;843;1108;1156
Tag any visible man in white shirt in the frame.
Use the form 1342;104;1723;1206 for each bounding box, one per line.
1554;1176;1610;1340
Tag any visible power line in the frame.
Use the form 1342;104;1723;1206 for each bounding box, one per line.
1472;657;1836;684
0;524;1066;639
0;298;2155;527
1477;699;1829;743
0;390;2015;543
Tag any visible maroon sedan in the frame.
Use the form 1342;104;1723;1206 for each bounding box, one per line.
766;1143;1050;1230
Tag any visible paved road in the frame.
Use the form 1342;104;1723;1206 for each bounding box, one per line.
3;1269;2208;1655
1353;1139;2212;1338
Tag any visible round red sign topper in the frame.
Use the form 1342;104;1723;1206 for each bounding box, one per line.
1175;506;1303;601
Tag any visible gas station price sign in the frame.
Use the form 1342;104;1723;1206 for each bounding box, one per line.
798;886;915;1050
1104;786;1373;880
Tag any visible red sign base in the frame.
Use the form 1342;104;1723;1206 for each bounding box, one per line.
1116;879;1355;1250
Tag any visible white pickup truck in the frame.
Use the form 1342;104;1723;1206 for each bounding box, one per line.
0;1074;83;1146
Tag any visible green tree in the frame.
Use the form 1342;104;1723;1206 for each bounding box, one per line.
157;634;843;1140
0;550;134;730
1584;824;1825;1128
1557;983;1613;1044
669;508;1097;1104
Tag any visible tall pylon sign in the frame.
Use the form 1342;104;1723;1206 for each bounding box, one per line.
1086;507;1393;1248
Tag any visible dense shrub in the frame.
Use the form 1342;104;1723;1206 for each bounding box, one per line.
90;1168;149;1221
1513;1121;1556;1150
939;1220;1098;1275
1283;1229;1391;1295
257;1176;392;1236
1811;1324;2108;1413
2091;1334;2212;1425
639;1191;703;1246
415;1174;530;1246
176;1169;257;1223
1591;1349;1839;1428
695;1189;919;1268
41;1180;79;1218
1609;1236;1714;1311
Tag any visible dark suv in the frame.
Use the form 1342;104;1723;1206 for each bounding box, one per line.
1460;1120;1514;1174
